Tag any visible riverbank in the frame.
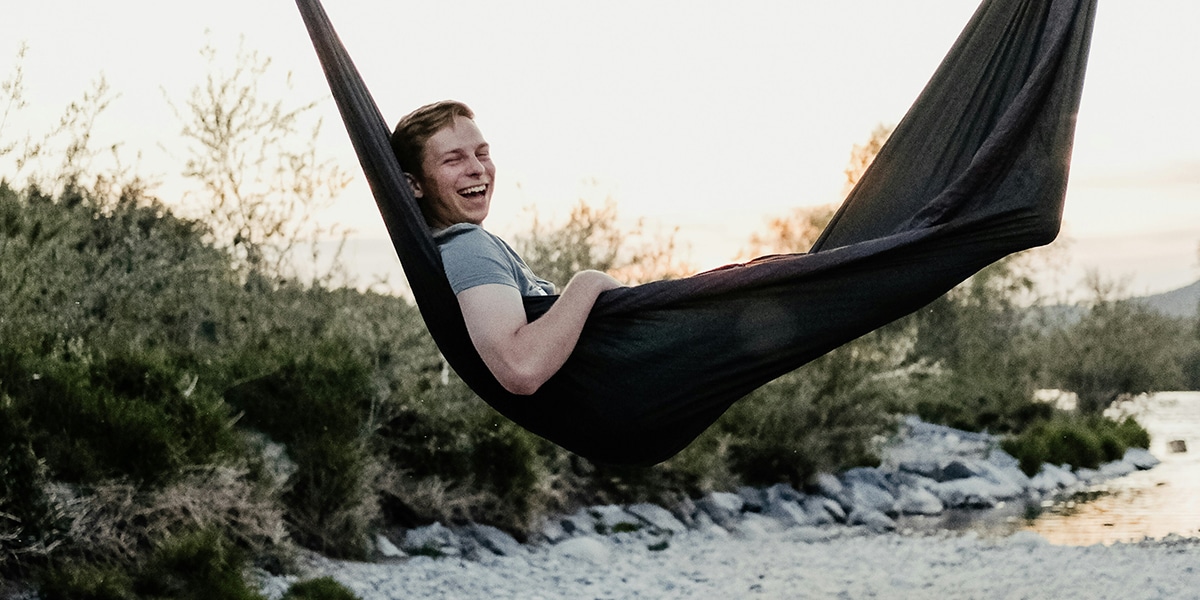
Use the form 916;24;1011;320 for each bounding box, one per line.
263;528;1200;600
257;415;1190;599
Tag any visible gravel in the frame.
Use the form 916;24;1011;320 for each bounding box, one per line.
262;526;1200;600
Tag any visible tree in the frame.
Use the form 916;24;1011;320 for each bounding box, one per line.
740;203;836;258
1047;273;1188;413
842;123;894;197
168;38;351;281
739;123;893;259
511;198;689;286
1;44;140;202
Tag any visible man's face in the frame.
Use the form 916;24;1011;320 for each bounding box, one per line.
412;115;495;229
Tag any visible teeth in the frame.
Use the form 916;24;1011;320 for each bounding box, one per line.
460;184;487;195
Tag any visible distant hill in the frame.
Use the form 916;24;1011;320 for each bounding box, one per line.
1139;280;1200;318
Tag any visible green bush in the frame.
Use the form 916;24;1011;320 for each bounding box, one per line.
134;528;264;600
40;528;265;600
1;393;58;572
224;348;378;558
1;349;239;484
38;562;136;600
378;379;553;534
719;351;899;487
283;577;361;600
1001;414;1151;476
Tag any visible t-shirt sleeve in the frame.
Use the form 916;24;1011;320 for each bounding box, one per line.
438;227;521;295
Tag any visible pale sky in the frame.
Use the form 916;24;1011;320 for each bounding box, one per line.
3;1;1198;296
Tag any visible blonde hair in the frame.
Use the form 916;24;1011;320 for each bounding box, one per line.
390;100;475;180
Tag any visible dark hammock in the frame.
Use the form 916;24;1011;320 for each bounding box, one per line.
295;0;1097;466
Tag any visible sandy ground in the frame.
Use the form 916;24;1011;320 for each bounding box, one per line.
264;524;1200;600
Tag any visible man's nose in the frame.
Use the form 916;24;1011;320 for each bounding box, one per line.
465;155;485;175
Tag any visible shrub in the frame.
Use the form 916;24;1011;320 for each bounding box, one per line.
224;348;378;558
134;528;264;600
2;349;240;484
1044;277;1189;413
378;379;554;534
719;350;900;487
37;561;136;600
283;577;361;600
1001;414;1151;476
1;393;59;571
41;528;267;600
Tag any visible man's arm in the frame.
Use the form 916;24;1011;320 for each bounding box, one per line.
457;270;622;395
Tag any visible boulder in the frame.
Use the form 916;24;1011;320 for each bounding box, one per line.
844;479;897;515
1036;464;1079;489
1124;447;1160;469
737;486;767;513
940;459;987;481
626;503;688;534
696;492;744;528
402;522;461;557
376;534;406;559
847;509;896;533
841;467;894;492
895;484;944;515
896;459;943;480
735;513;783;538
553;537;611;563
590;505;642;534
535;515;569;544
466;524;525;556
974;462;1026;499
1099;460;1137;479
1074;467;1102;484
764;483;804;505
765;500;813;527
813;473;846;501
987;449;1022;470
932;477;1000;509
802;496;846;524
1028;470;1061;495
559;509;598;536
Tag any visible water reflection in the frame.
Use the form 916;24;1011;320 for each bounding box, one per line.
1027;392;1200;546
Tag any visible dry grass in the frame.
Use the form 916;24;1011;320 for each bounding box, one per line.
52;465;287;566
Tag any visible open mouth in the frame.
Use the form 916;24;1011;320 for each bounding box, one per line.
458;184;488;199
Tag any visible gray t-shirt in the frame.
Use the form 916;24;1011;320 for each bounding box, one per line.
433;223;556;297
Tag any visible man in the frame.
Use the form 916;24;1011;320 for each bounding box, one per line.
391;100;622;396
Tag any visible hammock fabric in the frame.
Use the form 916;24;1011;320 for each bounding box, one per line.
295;0;1097;466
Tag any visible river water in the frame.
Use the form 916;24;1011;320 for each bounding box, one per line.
1026;391;1200;545
897;392;1200;545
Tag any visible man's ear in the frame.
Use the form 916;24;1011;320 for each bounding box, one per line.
404;172;424;198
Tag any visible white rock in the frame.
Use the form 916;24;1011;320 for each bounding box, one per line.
376;534;406;559
735;513;782;539
590;504;642;533
402;522;459;556
626;503;688;534
766;500;813;527
1124;447;1160;470
895;484;944;515
845;480;897;515
847;509;896;532
932;477;999;508
553;537;611;563
697;491;744;527
1099;460;1137;479
467;524;525;556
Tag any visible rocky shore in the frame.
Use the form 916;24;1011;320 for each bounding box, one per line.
259;417;1193;599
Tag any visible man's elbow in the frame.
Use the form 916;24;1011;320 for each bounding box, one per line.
496;368;545;396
